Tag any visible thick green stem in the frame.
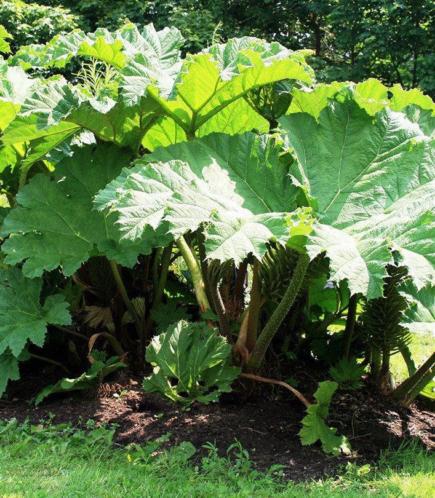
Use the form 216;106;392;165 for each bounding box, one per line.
209;281;230;336
18;165;30;190
343;294;358;359
197;236;214;309
247;253;309;370
399;344;417;376
143;244;175;342
30;353;69;373
246;260;262;352
176;236;210;312
152;247;163;293
154;244;173;305
392;352;435;407
233;260;248;315
109;260;142;337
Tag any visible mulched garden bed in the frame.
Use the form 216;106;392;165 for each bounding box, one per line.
0;372;433;481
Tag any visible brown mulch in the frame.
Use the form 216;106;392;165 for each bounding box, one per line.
0;373;433;481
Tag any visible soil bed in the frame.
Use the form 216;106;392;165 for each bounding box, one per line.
1;373;433;481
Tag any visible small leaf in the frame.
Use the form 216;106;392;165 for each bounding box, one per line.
329;358;365;390
35;356;125;405
299;381;351;455
143;320;240;404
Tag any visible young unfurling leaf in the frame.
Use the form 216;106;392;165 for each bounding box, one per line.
299;381;351;455
143;320;240;404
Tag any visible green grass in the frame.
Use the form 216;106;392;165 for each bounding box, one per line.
390;332;433;383
0;419;433;498
0;333;432;497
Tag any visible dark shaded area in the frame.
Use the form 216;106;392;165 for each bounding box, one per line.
1;373;433;481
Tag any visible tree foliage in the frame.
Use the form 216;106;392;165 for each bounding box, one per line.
0;1;80;53
27;0;435;94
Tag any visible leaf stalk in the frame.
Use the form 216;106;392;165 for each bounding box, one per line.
247;253;309;370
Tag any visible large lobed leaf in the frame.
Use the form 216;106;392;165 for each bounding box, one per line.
96;132;312;264
280;98;435;299
0;59;35;171
135;37;313;141
399;282;435;335
3;84;161;151
4;24;183;153
2;145;150;277
2;28;314;160
11;23;184;73
0;268;71;358
0;267;71;397
288;80;435;124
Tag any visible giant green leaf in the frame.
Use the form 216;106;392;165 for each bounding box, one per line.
1;116;80;144
143;97;269;151
18;78;81;129
120;24;184;104
6;78;162;151
287;81;434;123
1;117;81;171
390;85;435;113
280;99;435;298
78;37;126;68
0;143;24;173
0;268;71;358
11;23;184;73
399;282;435;334
6;32;313;153
2;145;148;277
0;61;33;131
123;37;313;137
69;97;162;149
0;61;33;105
96;133;312;264
11;31;87;70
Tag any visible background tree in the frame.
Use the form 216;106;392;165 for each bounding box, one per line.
21;0;434;93
0;0;80;52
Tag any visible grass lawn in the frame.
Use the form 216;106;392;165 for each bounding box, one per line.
390;332;434;384
1;334;433;498
0;419;434;498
